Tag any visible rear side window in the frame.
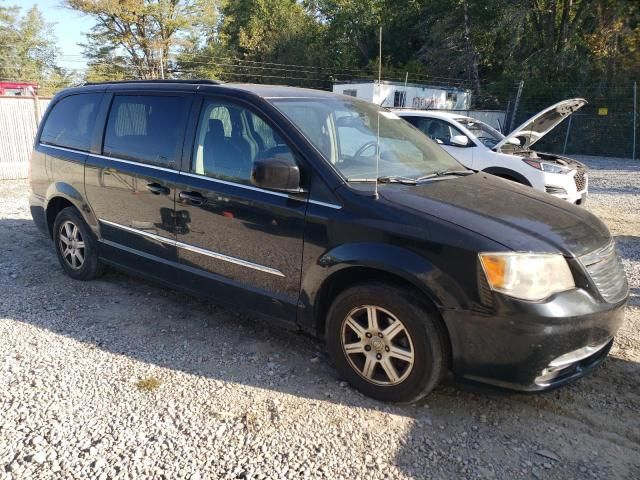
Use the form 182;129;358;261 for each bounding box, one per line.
103;95;188;167
40;94;102;151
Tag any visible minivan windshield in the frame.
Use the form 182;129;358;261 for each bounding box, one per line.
270;97;466;181
455;117;504;148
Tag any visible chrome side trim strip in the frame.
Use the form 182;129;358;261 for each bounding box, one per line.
175;240;285;277
42;144;342;209
89;153;177;173
99;219;285;277
100;219;171;244
39;143;89;155
40;144;177;174
177;171;292;199
308;199;342;210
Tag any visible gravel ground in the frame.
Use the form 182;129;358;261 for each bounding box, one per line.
1;156;639;480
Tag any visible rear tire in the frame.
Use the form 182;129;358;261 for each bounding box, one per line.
53;207;104;281
326;282;446;403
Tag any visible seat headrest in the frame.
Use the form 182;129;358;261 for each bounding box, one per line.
208;119;225;137
427;122;439;135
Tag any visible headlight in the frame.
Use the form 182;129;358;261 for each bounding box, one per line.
479;252;575;301
524;160;571;174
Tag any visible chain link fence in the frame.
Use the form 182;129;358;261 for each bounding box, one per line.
496;82;639;160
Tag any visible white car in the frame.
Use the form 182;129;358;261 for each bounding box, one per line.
393;99;588;204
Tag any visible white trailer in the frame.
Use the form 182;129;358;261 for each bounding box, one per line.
332;80;471;110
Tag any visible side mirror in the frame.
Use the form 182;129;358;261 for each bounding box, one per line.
251;153;301;192
450;135;470;147
507;137;521;146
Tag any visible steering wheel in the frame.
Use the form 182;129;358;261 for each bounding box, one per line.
353;141;378;159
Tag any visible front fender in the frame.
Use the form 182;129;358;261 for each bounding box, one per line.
298;242;471;335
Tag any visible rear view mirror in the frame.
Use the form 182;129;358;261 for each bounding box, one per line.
251;153;301;192
450;135;470;147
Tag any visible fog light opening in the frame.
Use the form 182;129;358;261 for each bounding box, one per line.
534;339;612;387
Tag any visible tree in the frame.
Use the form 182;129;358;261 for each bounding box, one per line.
214;0;328;85
0;5;62;85
65;0;215;80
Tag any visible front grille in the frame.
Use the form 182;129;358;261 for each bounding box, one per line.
574;169;587;192
545;186;567;195
580;241;628;303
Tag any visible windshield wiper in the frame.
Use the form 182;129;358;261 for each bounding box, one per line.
377;176;418;185
347;176;418;185
416;169;474;181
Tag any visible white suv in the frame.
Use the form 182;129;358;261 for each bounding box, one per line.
394;99;588;204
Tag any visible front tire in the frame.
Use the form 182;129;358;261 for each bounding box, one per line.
53;207;104;280
326;283;447;403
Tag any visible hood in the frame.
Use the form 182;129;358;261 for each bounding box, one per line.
379;173;609;257
495;98;587;151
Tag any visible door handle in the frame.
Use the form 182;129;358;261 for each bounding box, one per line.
146;183;170;195
179;191;206;206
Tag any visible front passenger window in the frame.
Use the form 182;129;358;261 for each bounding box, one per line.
192;100;295;185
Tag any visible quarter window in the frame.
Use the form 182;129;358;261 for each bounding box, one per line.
192;99;295;184
40;94;102;151
103;95;188;167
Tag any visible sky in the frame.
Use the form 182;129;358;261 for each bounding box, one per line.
11;0;93;71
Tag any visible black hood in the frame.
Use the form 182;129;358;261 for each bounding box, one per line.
379;173;610;257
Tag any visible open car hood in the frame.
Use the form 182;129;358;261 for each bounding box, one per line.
495;98;587;151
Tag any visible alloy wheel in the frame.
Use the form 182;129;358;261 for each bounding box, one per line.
341;305;415;386
58;220;85;270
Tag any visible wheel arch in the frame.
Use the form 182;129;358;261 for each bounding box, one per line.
299;243;457;362
482;166;532;186
45;182;99;238
312;265;454;369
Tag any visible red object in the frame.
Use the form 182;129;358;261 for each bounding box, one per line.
0;82;39;96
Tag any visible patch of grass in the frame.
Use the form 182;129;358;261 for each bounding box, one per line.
135;376;161;392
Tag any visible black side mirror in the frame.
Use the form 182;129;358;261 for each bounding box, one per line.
251;152;301;193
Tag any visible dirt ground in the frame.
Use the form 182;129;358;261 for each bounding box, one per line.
0;156;639;479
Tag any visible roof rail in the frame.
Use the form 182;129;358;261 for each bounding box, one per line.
84;79;222;86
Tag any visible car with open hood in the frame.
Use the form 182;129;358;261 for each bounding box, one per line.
29;82;627;402
394;99;588;204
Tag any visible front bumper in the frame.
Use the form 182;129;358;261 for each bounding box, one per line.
442;288;627;391
543;169;588;204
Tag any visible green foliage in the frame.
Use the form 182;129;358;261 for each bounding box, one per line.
4;0;635;102
0;4;66;88
211;0;328;85
66;0;216;80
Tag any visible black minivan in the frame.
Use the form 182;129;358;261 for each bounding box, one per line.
29;80;628;402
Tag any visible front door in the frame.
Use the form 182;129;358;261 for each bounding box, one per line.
85;92;193;276
174;97;308;321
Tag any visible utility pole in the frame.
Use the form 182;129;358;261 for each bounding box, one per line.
159;47;165;80
403;71;408;107
509;80;524;133
633;81;637;160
